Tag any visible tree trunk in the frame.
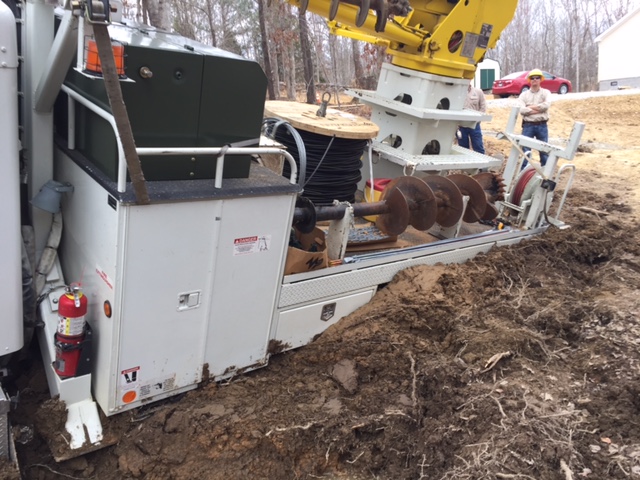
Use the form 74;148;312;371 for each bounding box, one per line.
351;39;364;88
287;47;296;101
204;0;217;48
257;0;276;100
298;10;316;105
273;47;281;99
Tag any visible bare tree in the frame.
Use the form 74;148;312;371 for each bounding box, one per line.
351;39;365;88
258;0;276;99
298;9;317;104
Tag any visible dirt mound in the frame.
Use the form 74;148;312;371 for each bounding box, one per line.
4;94;640;480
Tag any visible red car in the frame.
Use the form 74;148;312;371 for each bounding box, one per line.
491;70;572;97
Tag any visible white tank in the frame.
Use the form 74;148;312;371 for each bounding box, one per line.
0;1;24;357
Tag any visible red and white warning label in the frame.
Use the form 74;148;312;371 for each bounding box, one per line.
120;366;140;386
233;235;271;255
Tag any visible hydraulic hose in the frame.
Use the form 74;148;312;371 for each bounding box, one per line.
262;117;307;188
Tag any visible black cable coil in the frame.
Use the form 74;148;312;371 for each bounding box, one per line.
277;128;366;206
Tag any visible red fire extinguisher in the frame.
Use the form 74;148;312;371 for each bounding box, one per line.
54;284;88;378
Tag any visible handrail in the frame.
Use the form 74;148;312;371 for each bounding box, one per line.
61;84;127;192
136;147;298;188
550;164;576;224
61;84;298;191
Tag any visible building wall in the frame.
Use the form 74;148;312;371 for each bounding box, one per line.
599;77;640;91
598;10;640;90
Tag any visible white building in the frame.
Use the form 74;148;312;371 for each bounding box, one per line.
595;6;640;91
472;58;500;91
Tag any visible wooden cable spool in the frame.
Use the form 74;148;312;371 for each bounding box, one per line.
263;100;379;140
264;100;379;205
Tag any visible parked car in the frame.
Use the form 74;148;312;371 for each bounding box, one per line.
491;70;572;97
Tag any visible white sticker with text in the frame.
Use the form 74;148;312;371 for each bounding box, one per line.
233;235;271;255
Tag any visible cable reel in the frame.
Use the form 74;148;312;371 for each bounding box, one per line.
510;167;542;207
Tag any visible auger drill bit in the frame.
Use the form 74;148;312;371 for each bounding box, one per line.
447;174;488;223
472;172;506;221
293;172;498;237
378;176;437;231
422;175;464;228
293;177;437;236
292;187;411;236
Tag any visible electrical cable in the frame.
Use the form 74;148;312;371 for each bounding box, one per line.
304;134;336;188
276;127;366;206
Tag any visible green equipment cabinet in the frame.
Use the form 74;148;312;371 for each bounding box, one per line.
56;26;267;181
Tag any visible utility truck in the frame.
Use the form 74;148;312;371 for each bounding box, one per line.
0;0;584;464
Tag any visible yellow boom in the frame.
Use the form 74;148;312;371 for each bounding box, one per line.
292;0;518;79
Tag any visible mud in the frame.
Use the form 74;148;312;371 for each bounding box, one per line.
3;93;640;480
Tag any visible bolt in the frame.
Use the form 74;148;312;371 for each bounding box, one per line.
139;66;153;79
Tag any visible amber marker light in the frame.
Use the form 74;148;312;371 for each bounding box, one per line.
104;300;112;318
84;39;125;76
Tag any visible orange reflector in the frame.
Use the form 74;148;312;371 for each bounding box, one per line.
85;39;125;76
103;300;112;318
122;390;137;403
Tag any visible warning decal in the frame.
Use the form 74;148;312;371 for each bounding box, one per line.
233;235;271;255
139;375;176;399
121;366;140;387
96;264;114;290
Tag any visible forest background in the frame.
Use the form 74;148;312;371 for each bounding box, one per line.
123;0;640;103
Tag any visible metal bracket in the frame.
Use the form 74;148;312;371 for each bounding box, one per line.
85;0;110;24
327;201;354;261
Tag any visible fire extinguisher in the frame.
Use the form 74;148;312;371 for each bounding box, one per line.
54;284;88;378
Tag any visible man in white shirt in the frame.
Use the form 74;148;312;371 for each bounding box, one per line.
518;69;551;168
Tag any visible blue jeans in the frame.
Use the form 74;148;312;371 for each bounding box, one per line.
458;124;485;154
521;122;548;168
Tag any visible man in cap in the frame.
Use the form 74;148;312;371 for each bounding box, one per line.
518;69;551;168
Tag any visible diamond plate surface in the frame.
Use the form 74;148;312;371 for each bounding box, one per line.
280;243;489;308
1;388;9;459
280;229;543;309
